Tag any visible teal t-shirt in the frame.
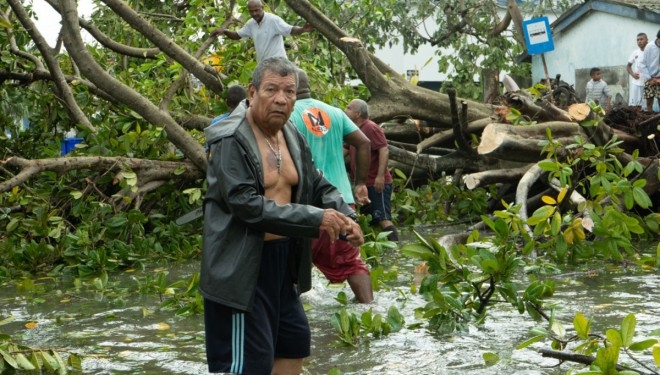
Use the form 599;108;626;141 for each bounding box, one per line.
291;98;359;204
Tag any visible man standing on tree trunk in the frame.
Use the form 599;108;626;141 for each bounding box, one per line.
200;57;363;374
290;69;374;304
638;29;660;112
345;99;399;242
211;0;313;63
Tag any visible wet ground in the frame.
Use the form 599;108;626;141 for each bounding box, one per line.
1;248;658;374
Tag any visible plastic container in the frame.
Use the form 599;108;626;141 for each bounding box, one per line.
61;137;84;156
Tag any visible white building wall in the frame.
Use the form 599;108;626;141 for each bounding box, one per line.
531;12;658;93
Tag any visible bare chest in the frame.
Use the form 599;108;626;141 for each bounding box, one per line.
257;139;299;203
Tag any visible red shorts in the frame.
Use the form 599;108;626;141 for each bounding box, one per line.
312;230;369;283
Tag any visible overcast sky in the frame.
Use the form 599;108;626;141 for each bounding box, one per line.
31;0;95;47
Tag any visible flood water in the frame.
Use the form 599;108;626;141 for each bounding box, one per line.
1;241;658;375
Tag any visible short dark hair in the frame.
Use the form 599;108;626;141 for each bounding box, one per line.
657;29;660;39
226;85;247;109
590;67;601;76
251;57;298;90
637;32;647;38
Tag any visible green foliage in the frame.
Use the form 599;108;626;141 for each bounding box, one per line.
390;170;489;226
530;127;657;263
402;230;554;334
330;306;405;347
360;230;398;268
518;312;659;374
0;319;82;374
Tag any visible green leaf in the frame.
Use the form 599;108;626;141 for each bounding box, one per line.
30;351;43;370
538;161;559;172
361;310;372;327
429;238;447;270
0;18;13;29
0;348;18;369
632;187;651;209
39;352;59;372
573;312;590;340
483;352;499;366
620;314;636;348
550;320;566;339
551;211;562;235
411;230;432;249
6;218;20;232
401;244;434;260
15;353;36;370
393;168;407;179
516;335;546;349
386;306;404;332
527;205;555;225
52;351;67;375
481;259;499;274
174;166;186;175
530;327;548;337
467;273;490;284
653;345;660;366
335;291;348;306
106;215;128;228
628;339;658;351
606;329;622;348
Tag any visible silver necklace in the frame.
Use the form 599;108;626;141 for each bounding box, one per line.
259;128;282;174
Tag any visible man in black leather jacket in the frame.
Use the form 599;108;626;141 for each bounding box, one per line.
201;57;363;375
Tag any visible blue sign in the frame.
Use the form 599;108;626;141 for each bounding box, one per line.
522;16;554;55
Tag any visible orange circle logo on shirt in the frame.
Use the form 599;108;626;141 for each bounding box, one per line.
301;108;331;136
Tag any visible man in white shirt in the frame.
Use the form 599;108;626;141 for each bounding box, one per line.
212;0;313;63
627;33;648;107
638;29;660;112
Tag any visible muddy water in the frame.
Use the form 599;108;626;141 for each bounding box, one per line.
0;252;658;374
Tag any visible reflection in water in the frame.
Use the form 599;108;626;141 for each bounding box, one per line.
0;257;658;374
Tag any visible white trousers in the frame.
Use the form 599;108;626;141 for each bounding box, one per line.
629;84;644;106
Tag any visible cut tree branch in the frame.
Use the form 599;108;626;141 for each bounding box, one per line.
0;156;203;194
44;0;161;58
7;0;97;133
99;0;224;94
59;0;208;171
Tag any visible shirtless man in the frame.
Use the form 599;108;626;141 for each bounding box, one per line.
200;57;363;374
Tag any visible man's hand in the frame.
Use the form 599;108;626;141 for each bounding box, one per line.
344;220;364;247
320;209;352;241
301;22;314;33
374;175;385;193
353;183;370;206
631;72;640;80
211;28;224;37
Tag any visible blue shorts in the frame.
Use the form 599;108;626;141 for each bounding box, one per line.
362;184;393;225
203;239;310;374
